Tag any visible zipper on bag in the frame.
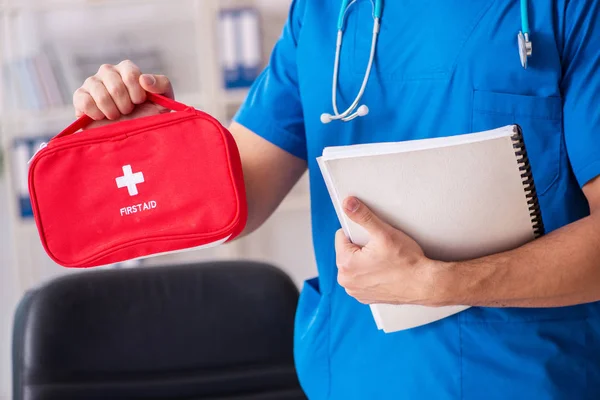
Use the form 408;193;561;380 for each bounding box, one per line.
27;142;48;165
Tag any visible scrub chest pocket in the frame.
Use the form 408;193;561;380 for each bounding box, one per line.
471;90;564;197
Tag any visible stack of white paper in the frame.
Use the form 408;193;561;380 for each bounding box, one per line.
318;125;541;333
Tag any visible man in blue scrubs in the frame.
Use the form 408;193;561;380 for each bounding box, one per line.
74;0;600;398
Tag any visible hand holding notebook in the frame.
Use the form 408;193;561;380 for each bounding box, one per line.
318;125;544;333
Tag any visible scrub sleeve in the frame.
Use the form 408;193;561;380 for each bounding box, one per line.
561;1;600;187
233;0;308;161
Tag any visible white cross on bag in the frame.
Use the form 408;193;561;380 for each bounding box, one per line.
115;165;145;196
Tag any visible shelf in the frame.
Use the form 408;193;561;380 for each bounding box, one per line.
0;0;191;13
0;106;76;130
0;0;256;13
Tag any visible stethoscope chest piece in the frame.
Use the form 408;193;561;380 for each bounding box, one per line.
518;31;533;69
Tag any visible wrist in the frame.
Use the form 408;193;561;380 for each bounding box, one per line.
427;260;465;307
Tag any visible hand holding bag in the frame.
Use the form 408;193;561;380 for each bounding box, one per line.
28;93;247;268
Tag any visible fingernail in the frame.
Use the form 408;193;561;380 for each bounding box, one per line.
142;74;156;86
345;197;360;213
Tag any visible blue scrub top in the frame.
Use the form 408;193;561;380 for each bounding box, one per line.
234;1;600;398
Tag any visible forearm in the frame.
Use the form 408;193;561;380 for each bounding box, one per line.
229;122;307;237
439;211;600;308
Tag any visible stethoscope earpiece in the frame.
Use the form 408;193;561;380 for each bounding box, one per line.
356;105;369;117
321;113;333;124
321;105;369;124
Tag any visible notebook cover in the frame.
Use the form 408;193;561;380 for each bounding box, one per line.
318;125;543;333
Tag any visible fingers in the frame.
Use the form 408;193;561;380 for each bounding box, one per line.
115;60;146;105
335;229;364;296
73;87;105;120
73;60;174;121
74;61;135;120
139;73;174;99
82;75;121;120
335;229;360;268
97;64;134;116
343;197;392;237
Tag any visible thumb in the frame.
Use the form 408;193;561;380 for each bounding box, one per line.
343;197;391;237
139;74;175;99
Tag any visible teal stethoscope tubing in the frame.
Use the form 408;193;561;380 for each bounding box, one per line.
321;0;382;124
521;0;530;35
322;0;533;124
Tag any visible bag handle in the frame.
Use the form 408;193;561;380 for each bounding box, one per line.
54;93;192;140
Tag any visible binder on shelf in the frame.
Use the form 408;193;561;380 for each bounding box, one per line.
2;44;82;113
43;44;78;106
3;61;24;111
238;8;262;86
34;53;64;109
26;57;48;110
218;8;262;90
16;59;41;111
219;9;241;89
12;136;52;219
2;63;12;111
0;62;4;113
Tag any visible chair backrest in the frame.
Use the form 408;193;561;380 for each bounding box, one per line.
13;261;306;400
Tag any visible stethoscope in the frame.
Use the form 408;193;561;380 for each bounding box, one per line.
321;0;533;124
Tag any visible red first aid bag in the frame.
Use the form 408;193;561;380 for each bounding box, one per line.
28;93;247;268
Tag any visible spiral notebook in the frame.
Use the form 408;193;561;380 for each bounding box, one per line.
317;125;544;333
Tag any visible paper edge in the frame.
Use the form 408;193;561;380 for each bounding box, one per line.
322;125;516;160
317;157;384;330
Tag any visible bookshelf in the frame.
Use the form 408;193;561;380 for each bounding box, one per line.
0;0;310;293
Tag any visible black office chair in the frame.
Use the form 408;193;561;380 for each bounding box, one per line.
12;261;306;400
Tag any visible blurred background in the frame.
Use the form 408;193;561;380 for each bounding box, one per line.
0;0;316;398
